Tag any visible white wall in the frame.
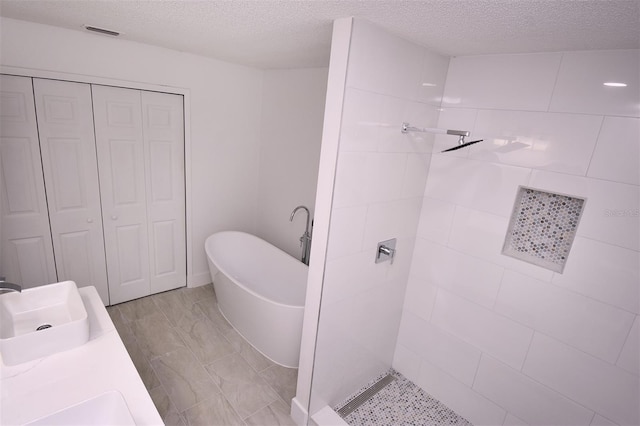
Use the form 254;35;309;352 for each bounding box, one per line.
0;17;263;285
256;68;328;259
304;19;450;414
394;49;640;426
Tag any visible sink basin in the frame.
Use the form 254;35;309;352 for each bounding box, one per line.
26;390;135;425
0;281;89;366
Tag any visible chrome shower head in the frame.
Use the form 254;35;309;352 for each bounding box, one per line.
441;137;484;152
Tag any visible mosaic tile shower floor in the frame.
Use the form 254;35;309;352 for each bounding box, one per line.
336;370;473;426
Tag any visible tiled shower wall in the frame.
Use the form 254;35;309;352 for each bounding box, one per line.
307;19;449;414
394;50;640;425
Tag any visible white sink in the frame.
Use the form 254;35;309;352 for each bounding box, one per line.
26;390;136;425
0;281;89;366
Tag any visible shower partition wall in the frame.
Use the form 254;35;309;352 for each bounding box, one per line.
296;18;449;423
298;18;640;426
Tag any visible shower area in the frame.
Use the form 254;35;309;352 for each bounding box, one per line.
293;18;640;426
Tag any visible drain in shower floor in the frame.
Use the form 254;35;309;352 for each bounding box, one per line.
334;370;473;425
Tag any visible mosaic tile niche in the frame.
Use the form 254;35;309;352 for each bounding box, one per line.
502;187;585;273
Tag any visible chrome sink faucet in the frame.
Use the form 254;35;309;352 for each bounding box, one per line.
289;205;312;265
0;277;22;294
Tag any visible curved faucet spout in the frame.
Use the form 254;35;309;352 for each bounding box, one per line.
0;277;21;294
289;205;312;265
289;205;310;233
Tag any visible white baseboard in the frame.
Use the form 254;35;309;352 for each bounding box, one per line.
188;271;211;288
311;406;348;426
291;397;308;426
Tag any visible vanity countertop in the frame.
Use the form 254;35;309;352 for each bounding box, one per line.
0;286;163;425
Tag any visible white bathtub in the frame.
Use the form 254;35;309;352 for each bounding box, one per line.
205;231;309;368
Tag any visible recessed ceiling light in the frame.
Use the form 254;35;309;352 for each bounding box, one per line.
84;25;120;37
603;82;627;87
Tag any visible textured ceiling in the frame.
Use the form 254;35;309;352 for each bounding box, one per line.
1;0;638;69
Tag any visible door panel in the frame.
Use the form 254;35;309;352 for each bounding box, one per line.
152;220;176;276
58;230;94;285
116;224;145;284
92;85;150;304
108;140;140;205
0;75;57;288
33;79;109;304
142;91;186;293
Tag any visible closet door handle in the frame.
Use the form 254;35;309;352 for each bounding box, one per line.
87;218;93;223
111;215;118;220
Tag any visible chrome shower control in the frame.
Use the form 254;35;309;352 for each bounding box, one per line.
376;238;397;264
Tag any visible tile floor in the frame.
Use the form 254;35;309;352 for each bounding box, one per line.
106;284;297;426
336;370;473;426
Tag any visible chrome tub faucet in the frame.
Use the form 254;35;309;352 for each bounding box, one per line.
289;205;312;265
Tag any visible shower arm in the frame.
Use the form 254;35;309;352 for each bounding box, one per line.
401;122;470;145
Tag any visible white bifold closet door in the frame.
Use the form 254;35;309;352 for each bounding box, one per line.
32;78;110;303
92;85;185;304
0;75;57;288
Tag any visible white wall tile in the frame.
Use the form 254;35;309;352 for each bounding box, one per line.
339;88;382;152
587;116;640;186
552;236;640;314
550;50;640;117
416;359;507;426
416;197;456;244
397;312;481;386
321;251;387;306
474;355;594;426
431;289;533;370
347;19;422;99
503;413;529;426
424;156;531;217
402;153;431;198
416;50;449;105
326;205;367;259
346;19;392;93
442;53;562;111
495;270;635;363
448;206;554;281
332;151;368;208
410;239;503;308
383;235;416;284
617;316;639;375
529;171;640;251
591;414;619;426
380;30;424;99
354;279;407;360
333;151;410;208
468;110;603;176
523;333;640;426
377;95;413;150
363;152;408;203
392;343;422;380
402;273;438;321
362;198;422;251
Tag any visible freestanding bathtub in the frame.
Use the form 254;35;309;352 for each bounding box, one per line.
205;231;309;368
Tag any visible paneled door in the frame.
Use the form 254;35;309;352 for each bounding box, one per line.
92;85;185;303
141;91;186;293
0;75;57;288
92;85;151;303
33;78;110;304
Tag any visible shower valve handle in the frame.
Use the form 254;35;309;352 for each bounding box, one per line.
379;245;394;257
375;238;397;265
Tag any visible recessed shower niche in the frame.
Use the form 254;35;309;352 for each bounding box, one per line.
502;187;585;273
